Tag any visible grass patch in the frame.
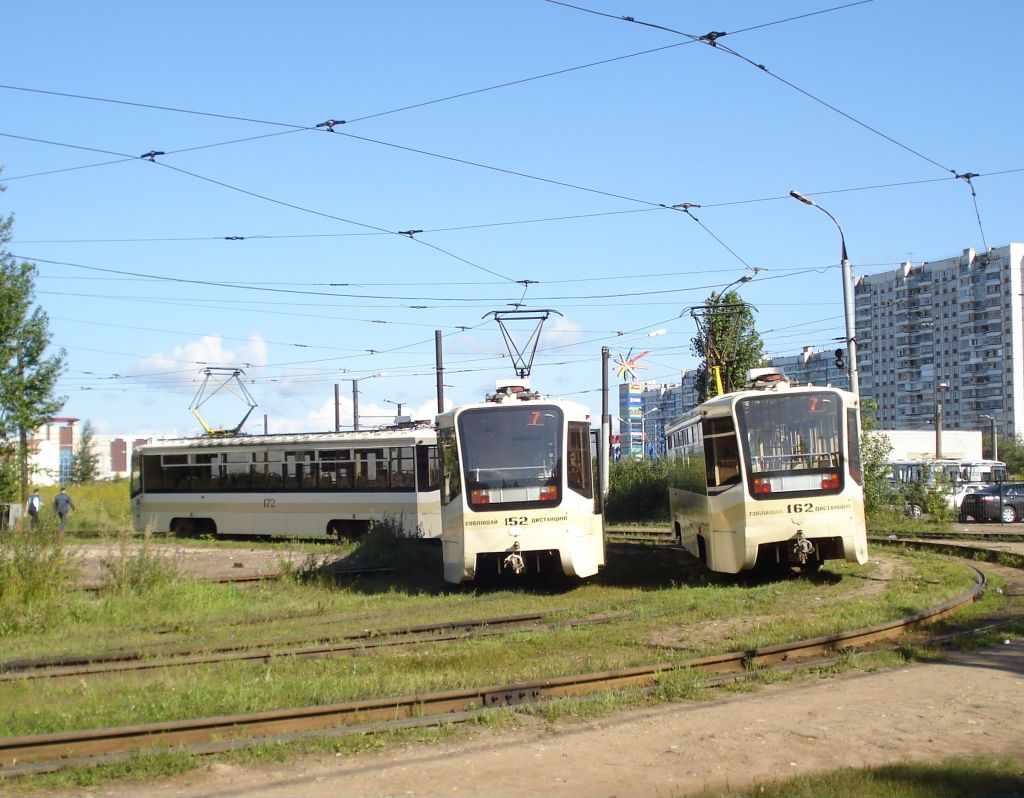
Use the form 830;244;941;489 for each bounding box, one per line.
738;756;1024;797
0;545;1002;788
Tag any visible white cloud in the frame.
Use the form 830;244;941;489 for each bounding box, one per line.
136;334;269;395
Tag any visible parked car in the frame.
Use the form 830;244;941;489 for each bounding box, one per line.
958;482;1024;523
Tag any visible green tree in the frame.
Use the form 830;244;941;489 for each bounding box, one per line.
71;418;100;484
859;398;896;517
0;177;67;502
995;434;1024;478
689;289;764;401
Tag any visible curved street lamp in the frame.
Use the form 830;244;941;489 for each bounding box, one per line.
346;372;387;431
641;408;661;461
790;190;859;398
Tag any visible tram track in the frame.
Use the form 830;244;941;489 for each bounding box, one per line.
0;559;993;777
0;612;618;683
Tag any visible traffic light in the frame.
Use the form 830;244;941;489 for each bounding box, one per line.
834;348;845;369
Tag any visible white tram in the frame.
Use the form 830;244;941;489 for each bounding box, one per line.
130;425;441;539
435;385;605;584
665;370;868;574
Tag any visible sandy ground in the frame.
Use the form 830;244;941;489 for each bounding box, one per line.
70;542;317;587
72;642;1024;798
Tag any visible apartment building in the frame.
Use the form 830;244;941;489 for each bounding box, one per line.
854;243;1024;437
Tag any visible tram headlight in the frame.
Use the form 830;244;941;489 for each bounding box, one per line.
470;489;490;506
540;485;559;502
753;478;772;495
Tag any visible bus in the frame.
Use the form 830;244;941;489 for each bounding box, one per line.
890;457;1007;514
130;425;441;539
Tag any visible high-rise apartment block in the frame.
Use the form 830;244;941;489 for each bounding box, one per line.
854;243;1023;437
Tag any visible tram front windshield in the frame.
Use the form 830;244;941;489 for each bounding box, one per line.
736;392;843;497
458;405;563;509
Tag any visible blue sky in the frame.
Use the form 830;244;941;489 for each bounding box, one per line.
3;1;1021;437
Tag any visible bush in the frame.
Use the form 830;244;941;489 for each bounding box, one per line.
604;458;670;523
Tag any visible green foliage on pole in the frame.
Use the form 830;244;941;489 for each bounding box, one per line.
0;177;67;501
689;289;764;402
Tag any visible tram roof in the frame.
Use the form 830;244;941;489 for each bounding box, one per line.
137;424;436;450
664;382;854;433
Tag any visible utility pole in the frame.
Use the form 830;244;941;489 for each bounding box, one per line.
601;346;610;502
435;330;444;413
334;384;340;432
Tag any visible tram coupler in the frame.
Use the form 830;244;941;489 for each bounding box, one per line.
503;541;526;574
791;531;815;565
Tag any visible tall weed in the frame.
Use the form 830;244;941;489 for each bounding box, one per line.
102;526;180;595
604;458;670;523
0;516;79;634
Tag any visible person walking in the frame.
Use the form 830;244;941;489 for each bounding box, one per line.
52;486;75;533
26;489;42;528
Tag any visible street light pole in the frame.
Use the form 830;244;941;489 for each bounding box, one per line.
935;383;949;459
790;191;859;398
641;408;661;461
616;416;634;459
346;372;386;431
980;414;998;461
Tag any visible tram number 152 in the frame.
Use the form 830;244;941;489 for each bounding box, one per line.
506;516;529;527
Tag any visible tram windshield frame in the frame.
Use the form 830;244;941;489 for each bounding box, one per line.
736;391;845;499
457;404;564;511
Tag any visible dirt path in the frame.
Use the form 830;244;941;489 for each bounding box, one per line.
59;640;1019;798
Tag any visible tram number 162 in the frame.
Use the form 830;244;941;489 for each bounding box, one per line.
786;502;813;514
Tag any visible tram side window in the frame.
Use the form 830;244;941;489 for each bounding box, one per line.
284;450;317;490
131;452;142;497
356;448;389;489
846;409;862;485
389;446;415;490
319;450;354;490
567;421;593;499
221;451;252;491
438;428;461;505
416;444;440;493
193;453;218;490
159;454;191;491
252;451;284;490
142;455;163;491
703;417;741;489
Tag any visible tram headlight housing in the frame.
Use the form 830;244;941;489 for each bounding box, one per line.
753;478;772;495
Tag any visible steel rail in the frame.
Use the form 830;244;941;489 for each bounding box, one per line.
1;612;602;680
0;564;986;776
869;536;1024;569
